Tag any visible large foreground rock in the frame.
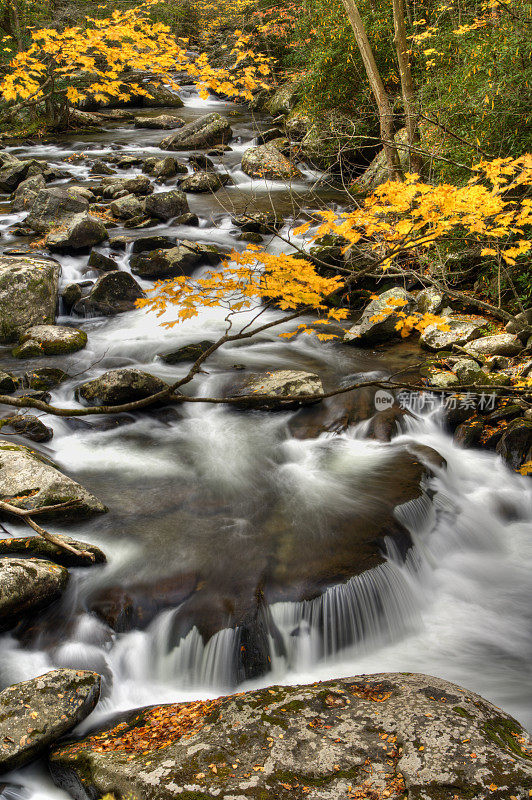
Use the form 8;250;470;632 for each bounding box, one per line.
0;255;60;343
76;368;170;406
48;673;532;800
0;669;100;773
0;441;106;517
160;113;232;150
0;558;68;628
346;287;416;344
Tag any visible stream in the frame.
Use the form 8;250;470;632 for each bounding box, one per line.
0;86;531;799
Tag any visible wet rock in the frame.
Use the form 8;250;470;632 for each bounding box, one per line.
46;213;108;251
89;160;116;176
232;212;283;233
88;250;119;271
160;112;232;150
24;366;69;390
0;535;106;568
0;157;45;193
12;325;87;358
0;669;100;772
0;371;19;393
131;236;176;253
0;440;107;517
158;339;215;364
179;170;232;193
25;187;89;233
188;154;215;171
76;368;170;406
229;370;323;409
256;127;285;145
455;417;484;447
143;156;188;179
496;419;532;470
420;315;488;351
453;358;485;384
135;83;184;108
345;287;416;344
134;114;184;129
78;271;145;316
464;333;522;357
0;559;68;630
61;283;83;309
48;673;532;800
366;406;408;442
109;194;145;220
130;241;221;279
101;175;152;198
0;255;60;343
266;80;302;115
144;189;189;221
241;142;302;181
11;174;46;211
0;414;53;442
175;212;199;226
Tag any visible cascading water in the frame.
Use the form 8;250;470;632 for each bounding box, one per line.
0;86;531;800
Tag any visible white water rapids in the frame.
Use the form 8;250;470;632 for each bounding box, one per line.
0;87;530;800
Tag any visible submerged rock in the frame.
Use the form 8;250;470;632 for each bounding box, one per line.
12;324;87;358
48;673;532;800
0;535;106;568
78;271;145;316
0;440;107;517
0;558;68;629
0;254;60;343
0;669;100;773
160;113;232;150
76;368;170;406
158;339;216;364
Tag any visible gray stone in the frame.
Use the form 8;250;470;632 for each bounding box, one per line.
88;250;119;271
428;371;459;388
134;114;184;130
266;81;302;115
144;189;189;221
144;156;188;180
110;194;145;220
78;271;145;316
0;440;106;517
12;324;87;358
48;673;532;800
61;283;83;308
101;175;152;198
179;170;232;193
505;308;532;340
0;371;19;393
464;333;523;357
453;358;486;384
415;287;444;315
160;113;232;150
24;366;69;390
158;339;215;364
0;535;106;568
346;287;416;344
0;559;68;630
26;187;89;233
0;669;100;772
232;212;283;233
0;255;60;343
0;158;45;192
130;241;221;279
0;414;53;442
496;419;532;470
241;143;302;180
46;213;108;251
229;370;323;409
11;174;46;211
76;368;169;406
420;315;488;351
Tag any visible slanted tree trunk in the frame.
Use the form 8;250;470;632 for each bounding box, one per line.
392;0;422;173
341;0;403;180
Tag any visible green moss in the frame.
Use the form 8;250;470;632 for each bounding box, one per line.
452;706;473;719
482;716;532;759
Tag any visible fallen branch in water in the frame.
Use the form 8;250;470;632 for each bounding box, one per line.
0;498;95;561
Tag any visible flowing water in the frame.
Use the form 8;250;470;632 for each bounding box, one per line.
0;86;531;799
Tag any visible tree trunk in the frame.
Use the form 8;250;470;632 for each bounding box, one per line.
341;0;403;180
8;0;23;51
392;0;422;173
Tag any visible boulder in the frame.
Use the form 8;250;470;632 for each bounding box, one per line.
89;160;116;176
12;324;87;358
131;235;176;253
11;173;46;211
76;368;170;406
266;80;302;115
427;371;459;388
134;114;184;129
160;113;232;150
0;371;19;393
241;143;302;180
496;419;532;470
25;187;89;233
415;287;444;315
464;333;522;357
0;535;106;568
0;669;100;773
135;83;185;108
48;673;532;800
179;170;232;193
352;128;410;193
77;271;145;316
0;254;60;343
82;81;184;110
144;189;189;221
0;157;45;193
229;369;323;409
130;241;221;279
232;212;283;233
0;558;68;629
453;358;486;385
110;194;145;220
0;414;53;442
87;250;119;271
61;283;83;308
0;440;107;517
158;339;215;364
46;213;108;251
101;175;152;198
505;308;532;341
24;366;69;390
145;156;188;180
420;315;488;351
346;287;416;344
